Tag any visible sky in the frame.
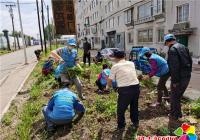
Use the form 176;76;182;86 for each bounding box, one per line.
0;0;53;38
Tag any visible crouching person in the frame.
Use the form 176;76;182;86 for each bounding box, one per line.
42;88;85;132
96;64;117;94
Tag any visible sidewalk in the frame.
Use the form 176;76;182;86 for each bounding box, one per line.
153;64;200;100
0;59;38;120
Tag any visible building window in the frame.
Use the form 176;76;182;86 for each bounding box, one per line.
118;16;120;26
128;32;133;44
138;2;152;19
117;0;119;8
117;35;121;43
177;3;189;23
108;0;113;12
113;17;115;27
153;0;164;14
105;5;107;13
138;29;153;43
94;37;100;44
127;9;132;23
158;29;164;43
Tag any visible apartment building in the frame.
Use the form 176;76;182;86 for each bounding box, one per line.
75;0;200;62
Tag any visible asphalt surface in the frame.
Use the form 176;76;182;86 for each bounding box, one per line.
0;45;41;119
0;45;40;83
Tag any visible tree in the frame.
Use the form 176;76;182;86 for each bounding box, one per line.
44;24;53;41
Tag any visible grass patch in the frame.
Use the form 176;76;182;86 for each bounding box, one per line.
15;45;59;139
156;127;170;136
1;104;17;126
0;49;13;56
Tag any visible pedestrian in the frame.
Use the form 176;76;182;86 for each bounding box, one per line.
107;50;140;130
42;88;85;132
51;38;86;100
139;47;170;107
83;37;91;66
93;51;103;64
34;49;42;60
164;34;192;120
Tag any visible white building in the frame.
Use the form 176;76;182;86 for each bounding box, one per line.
75;0;200;63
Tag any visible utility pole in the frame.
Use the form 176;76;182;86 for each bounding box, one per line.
6;4;17;50
41;0;47;54
17;0;28;64
47;5;52;50
36;0;43;51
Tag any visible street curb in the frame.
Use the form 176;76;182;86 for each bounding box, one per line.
0;61;38;121
17;62;38;93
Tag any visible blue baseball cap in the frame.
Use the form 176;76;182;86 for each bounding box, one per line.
164;34;176;43
67;38;76;46
139;47;151;57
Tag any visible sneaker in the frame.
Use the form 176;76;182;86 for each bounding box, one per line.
131;123;139;129
80;96;86;100
103;90;110;94
47;126;56;132
150;102;161;107
97;90;103;94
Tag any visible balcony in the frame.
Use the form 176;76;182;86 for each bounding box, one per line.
125;20;134;27
134;16;154;25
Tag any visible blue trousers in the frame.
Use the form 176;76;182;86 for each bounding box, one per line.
42;106;72;128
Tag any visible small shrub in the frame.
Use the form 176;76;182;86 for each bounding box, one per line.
190;98;200;118
156;127;170;136
95;98;107;113
1;113;13;126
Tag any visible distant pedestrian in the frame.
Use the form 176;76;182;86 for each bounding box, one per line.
34;49;42;60
164;34;192;120
107;50;140;130
93;51;103;64
42;88;85;132
139;47;170;107
83;37;91;66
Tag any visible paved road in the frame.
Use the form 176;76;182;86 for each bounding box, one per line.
0;46;40;82
0;45;40;119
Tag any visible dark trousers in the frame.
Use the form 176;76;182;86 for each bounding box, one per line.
117;84;140;128
83;53;91;66
157;72;170;103
95;80;105;90
170;77;191;119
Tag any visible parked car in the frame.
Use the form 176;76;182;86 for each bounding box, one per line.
129;46;158;74
100;48;121;60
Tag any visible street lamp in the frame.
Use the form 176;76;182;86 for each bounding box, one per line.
17;0;28;64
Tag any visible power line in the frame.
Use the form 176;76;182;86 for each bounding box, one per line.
0;1;35;4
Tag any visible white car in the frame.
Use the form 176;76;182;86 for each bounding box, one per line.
100;48;121;60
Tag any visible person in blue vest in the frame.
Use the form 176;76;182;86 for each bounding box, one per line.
51;38;85;100
139;47;170;107
95;64;117;94
42;88;85;132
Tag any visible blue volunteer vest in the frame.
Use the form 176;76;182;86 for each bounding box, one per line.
60;47;77;68
149;54;169;77
49;88;77;120
100;69;111;86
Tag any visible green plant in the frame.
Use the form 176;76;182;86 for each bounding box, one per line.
1;105;17;126
156;127;170;136
140;78;156;91
190;98;200;118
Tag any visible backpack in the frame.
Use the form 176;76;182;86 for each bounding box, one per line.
42;60;54;76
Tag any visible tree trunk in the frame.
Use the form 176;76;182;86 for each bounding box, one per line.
16;34;20;49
